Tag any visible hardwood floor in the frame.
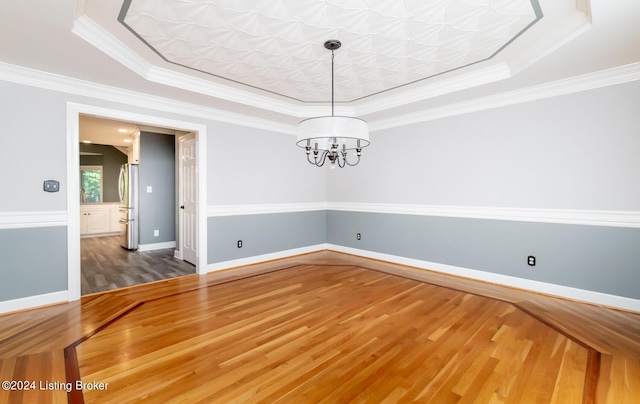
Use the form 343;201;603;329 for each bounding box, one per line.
1;251;639;403
81;236;195;295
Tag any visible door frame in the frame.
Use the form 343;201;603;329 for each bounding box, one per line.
176;132;197;264
66;102;208;301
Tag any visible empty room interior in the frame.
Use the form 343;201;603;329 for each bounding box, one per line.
1;0;639;403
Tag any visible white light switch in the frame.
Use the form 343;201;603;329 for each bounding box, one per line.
147;186;152;193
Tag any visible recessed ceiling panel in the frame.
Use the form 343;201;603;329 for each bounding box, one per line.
119;0;542;102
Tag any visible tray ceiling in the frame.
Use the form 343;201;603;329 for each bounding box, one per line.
67;0;597;118
2;0;622;126
117;0;542;103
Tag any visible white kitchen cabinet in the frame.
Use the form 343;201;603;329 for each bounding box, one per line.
129;132;140;163
80;204;121;236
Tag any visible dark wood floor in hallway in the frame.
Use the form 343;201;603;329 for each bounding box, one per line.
81;236;195;295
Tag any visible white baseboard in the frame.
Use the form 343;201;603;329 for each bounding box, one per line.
174;249;183;260
80;231;121;238
206;244;328;272
327;244;640;313
0;291;68;315
138;241;177;252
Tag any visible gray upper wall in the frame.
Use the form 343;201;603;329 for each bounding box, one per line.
0;82;68;212
0;80;326;214
138;131;176;244
328;80;640;211
206;121;326;206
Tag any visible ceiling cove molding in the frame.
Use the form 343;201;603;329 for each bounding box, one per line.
145;65;302;117
72;12;518;118
73;15;302;117
1;59;639;136
207;203;328;217
0;61;296;135
508;6;592;76
327;203;640;228
354;63;512;117
72;15;150;78
369;61;640;132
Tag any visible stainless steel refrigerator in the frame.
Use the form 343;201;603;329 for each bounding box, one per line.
118;163;139;250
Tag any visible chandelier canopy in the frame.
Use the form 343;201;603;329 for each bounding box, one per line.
296;40;370;168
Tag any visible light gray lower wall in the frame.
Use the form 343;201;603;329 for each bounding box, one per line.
0;226;68;301
327;210;640;300
208;211;326;264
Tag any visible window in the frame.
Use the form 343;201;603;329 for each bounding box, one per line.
80;166;103;203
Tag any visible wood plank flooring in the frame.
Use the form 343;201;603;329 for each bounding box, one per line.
81;236;195;295
1;251;639;403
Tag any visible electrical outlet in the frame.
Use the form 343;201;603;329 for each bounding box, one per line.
527;256;536;266
154;230;159;237
237;240;243;248
357;233;361;240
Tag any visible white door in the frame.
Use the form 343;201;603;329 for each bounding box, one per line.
179;133;197;265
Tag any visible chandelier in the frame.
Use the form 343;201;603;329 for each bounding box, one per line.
296;40;370;168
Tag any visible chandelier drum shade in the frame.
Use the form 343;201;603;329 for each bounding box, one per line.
297;40;370;168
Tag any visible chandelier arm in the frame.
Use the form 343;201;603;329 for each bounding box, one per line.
307;154;319;167
316;150;329;167
344;153;361;167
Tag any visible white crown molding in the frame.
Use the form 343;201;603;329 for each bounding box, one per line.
354;63;512;116
73;15;304;117
1;54;639;136
507;7;592;76
327;203;640;228
0;61;297;135
327;245;640;313
0;211;67;230
0;291;68;315
72;15;150;78
146;65;303;117
207;203;328;217
369;62;640;132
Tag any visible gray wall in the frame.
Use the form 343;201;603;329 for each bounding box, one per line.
0;227;67;300
328;81;640;210
328;211;640;300
207;121;327;206
320;80;640;302
1;68;639;306
0;79;326;304
79;143;128;202
139;131;176;245
0;82;67;212
208;211;326;263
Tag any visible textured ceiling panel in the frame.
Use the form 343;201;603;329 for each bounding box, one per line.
119;0;541;102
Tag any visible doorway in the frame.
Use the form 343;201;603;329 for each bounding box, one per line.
67;103;208;301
